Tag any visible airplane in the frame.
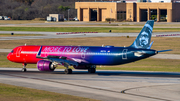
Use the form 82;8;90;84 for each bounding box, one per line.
7;20;171;74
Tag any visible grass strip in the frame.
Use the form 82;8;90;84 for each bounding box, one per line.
0;27;180;33
0;20;45;24
0;83;98;101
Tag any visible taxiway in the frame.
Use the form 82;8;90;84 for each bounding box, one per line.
0;68;179;101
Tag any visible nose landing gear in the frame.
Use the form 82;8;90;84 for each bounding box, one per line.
22;63;27;72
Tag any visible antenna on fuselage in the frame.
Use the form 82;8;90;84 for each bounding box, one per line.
25;43;26;46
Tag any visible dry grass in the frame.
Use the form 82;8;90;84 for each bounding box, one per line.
0;83;99;101
0;37;179;54
0;20;45;24
1;27;180;33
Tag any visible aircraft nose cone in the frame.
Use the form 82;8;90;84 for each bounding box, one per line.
7;53;12;61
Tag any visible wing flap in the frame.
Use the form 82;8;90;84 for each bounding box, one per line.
49;57;78;66
37;55;79;66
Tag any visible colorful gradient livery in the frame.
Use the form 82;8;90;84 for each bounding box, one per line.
7;20;171;74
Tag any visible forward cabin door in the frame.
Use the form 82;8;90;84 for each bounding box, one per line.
16;47;22;57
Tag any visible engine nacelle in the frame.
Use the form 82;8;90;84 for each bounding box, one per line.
37;60;56;71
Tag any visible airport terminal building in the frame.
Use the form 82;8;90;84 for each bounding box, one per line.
75;0;180;22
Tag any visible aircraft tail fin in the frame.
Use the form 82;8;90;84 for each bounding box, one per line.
130;20;154;49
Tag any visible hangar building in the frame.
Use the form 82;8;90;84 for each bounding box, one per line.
75;0;180;22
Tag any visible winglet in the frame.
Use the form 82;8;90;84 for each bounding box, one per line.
130;20;154;49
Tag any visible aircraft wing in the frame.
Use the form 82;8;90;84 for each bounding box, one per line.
48;56;79;66
36;46;87;67
37;55;79;67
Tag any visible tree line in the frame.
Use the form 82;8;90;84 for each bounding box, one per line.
0;0;77;20
0;0;120;20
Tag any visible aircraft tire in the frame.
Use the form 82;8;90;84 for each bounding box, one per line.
64;69;72;74
88;68;96;73
22;68;27;72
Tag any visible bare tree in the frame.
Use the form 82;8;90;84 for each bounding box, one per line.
0;0;78;20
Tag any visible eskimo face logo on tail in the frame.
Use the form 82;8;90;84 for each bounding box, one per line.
139;31;150;47
134;23;153;49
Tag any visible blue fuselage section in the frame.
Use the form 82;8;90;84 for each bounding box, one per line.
79;46;156;65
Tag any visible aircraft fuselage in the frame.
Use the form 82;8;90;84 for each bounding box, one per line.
7;45;156;65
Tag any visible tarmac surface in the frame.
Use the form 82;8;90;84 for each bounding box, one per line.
0;68;179;101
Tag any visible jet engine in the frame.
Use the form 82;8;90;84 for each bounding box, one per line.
37;60;56;71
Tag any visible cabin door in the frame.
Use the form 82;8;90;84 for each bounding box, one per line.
16;47;22;57
122;49;128;60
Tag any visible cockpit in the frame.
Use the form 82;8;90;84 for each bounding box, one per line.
11;50;14;53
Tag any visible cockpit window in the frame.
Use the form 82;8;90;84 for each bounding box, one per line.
11;50;14;53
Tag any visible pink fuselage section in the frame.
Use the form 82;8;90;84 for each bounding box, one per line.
7;45;90;64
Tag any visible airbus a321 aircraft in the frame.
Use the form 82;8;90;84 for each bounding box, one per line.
7;20;171;74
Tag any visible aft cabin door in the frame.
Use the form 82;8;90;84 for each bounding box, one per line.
122;49;128;60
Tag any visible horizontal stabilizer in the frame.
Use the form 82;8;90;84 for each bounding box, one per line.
157;49;172;53
131;51;147;55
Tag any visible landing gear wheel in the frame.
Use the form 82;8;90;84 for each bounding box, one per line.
88;68;96;73
22;63;27;72
22;68;27;72
64;69;72;74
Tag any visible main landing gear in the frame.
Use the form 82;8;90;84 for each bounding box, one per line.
64;69;72;74
88;65;96;73
22;63;27;72
64;63;72;74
